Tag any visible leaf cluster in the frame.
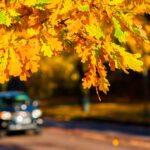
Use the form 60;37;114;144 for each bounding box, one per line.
0;0;149;99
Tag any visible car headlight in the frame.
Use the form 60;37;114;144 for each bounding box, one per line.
32;109;42;118
0;111;11;120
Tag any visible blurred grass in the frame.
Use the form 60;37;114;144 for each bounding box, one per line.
40;102;150;124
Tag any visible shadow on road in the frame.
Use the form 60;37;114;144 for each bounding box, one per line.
0;145;27;150
44;118;150;137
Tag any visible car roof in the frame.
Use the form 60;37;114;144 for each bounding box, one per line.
0;91;25;98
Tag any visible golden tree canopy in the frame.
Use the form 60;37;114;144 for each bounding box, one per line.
0;0;150;97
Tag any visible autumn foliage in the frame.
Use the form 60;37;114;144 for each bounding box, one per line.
0;0;149;96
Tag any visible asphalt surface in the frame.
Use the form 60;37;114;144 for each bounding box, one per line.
0;119;150;150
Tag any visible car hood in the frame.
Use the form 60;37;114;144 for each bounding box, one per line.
0;105;37;113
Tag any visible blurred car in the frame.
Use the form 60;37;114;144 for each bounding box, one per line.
0;91;43;137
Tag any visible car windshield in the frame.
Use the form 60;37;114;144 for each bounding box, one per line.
0;94;31;108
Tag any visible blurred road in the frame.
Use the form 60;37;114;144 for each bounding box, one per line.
0;119;150;150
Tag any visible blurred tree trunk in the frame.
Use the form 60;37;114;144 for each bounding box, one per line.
143;70;149;117
143;14;150;117
77;60;90;112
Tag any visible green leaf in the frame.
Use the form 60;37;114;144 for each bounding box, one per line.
34;0;52;10
86;25;105;39
40;39;53;57
0;10;7;24
113;17;128;43
0;10;12;27
8;10;20;17
0;50;8;67
112;43;143;72
78;4;90;12
109;0;124;5
36;0;52;4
